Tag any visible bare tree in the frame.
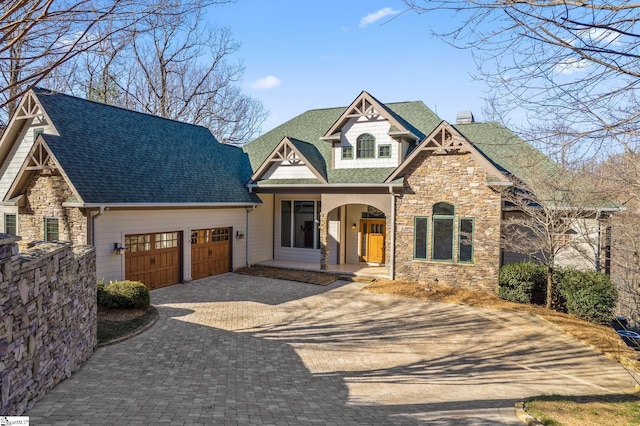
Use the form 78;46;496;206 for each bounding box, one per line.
108;10;266;144
403;1;640;155
501;158;611;309
0;0;228;124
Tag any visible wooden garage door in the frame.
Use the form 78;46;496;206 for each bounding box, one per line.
191;227;231;280
125;231;182;290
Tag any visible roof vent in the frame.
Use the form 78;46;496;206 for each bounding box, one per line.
456;111;474;124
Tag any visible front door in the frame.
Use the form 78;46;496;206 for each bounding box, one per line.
360;219;385;264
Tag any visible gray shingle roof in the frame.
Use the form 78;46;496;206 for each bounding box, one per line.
33;88;259;204
243;101;441;184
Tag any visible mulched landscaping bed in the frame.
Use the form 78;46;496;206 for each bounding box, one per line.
97;306;158;346
235;265;340;286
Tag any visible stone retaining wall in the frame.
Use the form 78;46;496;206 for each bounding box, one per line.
0;237;96;415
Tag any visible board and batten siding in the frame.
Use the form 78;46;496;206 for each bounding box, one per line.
93;208;248;283
247;193;274;265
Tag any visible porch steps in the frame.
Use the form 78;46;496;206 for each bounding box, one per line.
338;274;377;283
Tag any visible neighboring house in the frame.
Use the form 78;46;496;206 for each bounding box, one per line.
0;89;611;291
0;88;261;289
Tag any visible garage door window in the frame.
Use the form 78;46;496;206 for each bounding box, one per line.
125;234;151;252
155;232;178;249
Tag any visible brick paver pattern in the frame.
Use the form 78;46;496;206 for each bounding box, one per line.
27;274;639;425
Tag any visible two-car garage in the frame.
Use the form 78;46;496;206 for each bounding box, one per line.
124;227;231;290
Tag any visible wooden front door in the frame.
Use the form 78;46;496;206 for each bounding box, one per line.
361;220;385;264
125;231;182;290
191;227;231;280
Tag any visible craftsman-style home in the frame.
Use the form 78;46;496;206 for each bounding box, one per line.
0;89;609;291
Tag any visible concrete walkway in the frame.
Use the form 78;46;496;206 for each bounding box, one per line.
28;274;638;425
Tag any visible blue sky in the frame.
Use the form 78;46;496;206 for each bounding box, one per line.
211;1;487;133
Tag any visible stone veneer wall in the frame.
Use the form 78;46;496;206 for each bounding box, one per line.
0;240;96;415
19;169;87;247
394;151;503;292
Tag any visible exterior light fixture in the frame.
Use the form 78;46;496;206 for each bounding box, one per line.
113;243;126;255
351;223;356;230
236;231;245;239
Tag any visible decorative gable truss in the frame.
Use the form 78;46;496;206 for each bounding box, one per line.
420;122;468;154
25;138;56;170
250;137;328;183
4;136;82;206
386;121;511;185
14;91;47;124
321;91;419;142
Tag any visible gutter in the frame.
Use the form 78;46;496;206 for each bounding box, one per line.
62;201;261;209
252;183;404;190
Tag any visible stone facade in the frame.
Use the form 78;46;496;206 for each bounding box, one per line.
394;151;503;292
0;241;96;415
19;169;87;247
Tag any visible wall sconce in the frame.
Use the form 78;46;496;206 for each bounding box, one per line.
351;223;356;230
236;231;245;240
113;243;126;255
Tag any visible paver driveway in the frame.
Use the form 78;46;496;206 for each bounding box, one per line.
28;274;638;425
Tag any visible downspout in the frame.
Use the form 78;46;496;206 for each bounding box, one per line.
91;206;105;247
389;188;396;280
595;209;602;271
246;206;255;267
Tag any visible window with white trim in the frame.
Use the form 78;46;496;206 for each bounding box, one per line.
281;200;321;249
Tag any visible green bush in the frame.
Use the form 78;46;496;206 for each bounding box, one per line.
97;280;150;309
555;269;617;324
498;262;547;304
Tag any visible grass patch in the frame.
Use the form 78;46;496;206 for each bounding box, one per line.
97;306;157;345
526;394;640;426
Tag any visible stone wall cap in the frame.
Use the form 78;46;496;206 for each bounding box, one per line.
0;233;22;245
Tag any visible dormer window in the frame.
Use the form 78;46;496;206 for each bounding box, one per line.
356;133;375;159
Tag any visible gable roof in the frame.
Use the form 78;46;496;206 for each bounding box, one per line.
7;88;260;205
243;99;441;185
321;91;422;142
250;137;328;183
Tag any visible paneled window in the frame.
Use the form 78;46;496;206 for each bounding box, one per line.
432;202;455;261
414;217;428;259
125;234;151;252
44;217;59;242
155;232;178;249
356;133;375;159
378;144;391;158
4;214;16;235
458;219;474;263
281;200;321;249
412;202;475;263
341;146;353;159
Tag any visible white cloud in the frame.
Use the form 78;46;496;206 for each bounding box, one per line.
359;7;399;28
251;75;281;90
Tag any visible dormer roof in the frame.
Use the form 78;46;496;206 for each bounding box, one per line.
320;91;422;142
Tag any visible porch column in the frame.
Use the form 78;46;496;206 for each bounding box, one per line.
319;212;329;270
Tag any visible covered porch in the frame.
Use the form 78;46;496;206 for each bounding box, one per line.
256;258;390;280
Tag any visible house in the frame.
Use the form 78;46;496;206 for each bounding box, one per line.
0;89;610;291
0;88;261;289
